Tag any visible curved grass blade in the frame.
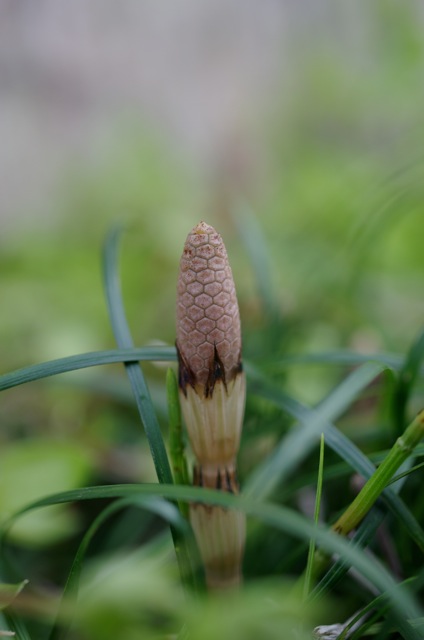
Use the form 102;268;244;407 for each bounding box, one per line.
311;505;386;601
342;577;419;640
388;460;424;486
2;347;418;394
167;369;189;519
48;496;186;640
245;361;385;499
262;350;407;370
0;347;176;392
331;410;424;538
0;579;28;612
2;483;422;636
312;437;414;602
2;612;31;640
246;363;424;553
102;226;173;486
102;226;198;593
320;590;390;640
393;328;424;434
325;425;424;553
303;434;325;599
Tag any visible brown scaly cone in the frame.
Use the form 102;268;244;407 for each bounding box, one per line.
176;221;246;481
176;221;246;589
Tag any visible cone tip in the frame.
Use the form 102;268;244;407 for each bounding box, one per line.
191;221;217;235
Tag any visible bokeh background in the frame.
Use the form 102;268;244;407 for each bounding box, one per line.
2;1;424;366
1;0;424;585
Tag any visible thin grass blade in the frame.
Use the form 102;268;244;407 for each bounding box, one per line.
246;364;424;552
2;612;32;640
2;483;422;635
303;433;325;599
0;347;176;392
263;350;406;370
102;226;173;486
102;226;199;593
48;496;186;640
245;361;385;498
393;328;424;434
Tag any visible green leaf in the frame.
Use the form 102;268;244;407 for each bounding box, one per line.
0;579;28;611
245;361;385;498
3;482;422;635
0;346;176;392
325;425;424;553
102;226;173;486
245;362;424;553
48;496;186;640
393;328;424;434
263;350;407;370
102;226;197;593
2;612;31;640
311;506;386;601
303;434;325;599
167;368;189;520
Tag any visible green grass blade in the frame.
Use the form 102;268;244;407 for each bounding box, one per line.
303;434;325;599
102;226;173;486
311;507;385;601
263;350;407;370
393;328;424;434
325;425;424;553
48;496;186;640
332;410;424;538
167;368;189;488
297;403;422;608
2;483;422;635
3;612;32;640
0;347;176;392
102;227;198;593
245;361;385;498
311;444;411;602
340;577;420;640
388;460;424;486
1;347;418;394
167;369;189;520
246;363;424;553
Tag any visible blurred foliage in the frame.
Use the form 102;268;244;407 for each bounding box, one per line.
74;544;326;640
0;438;92;546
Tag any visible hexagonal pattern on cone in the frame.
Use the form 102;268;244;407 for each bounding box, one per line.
176;221;245;470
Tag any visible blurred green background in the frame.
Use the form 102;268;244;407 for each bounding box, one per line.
2;1;423;365
0;1;424;628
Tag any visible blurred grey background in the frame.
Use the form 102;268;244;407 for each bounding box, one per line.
0;0;290;234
